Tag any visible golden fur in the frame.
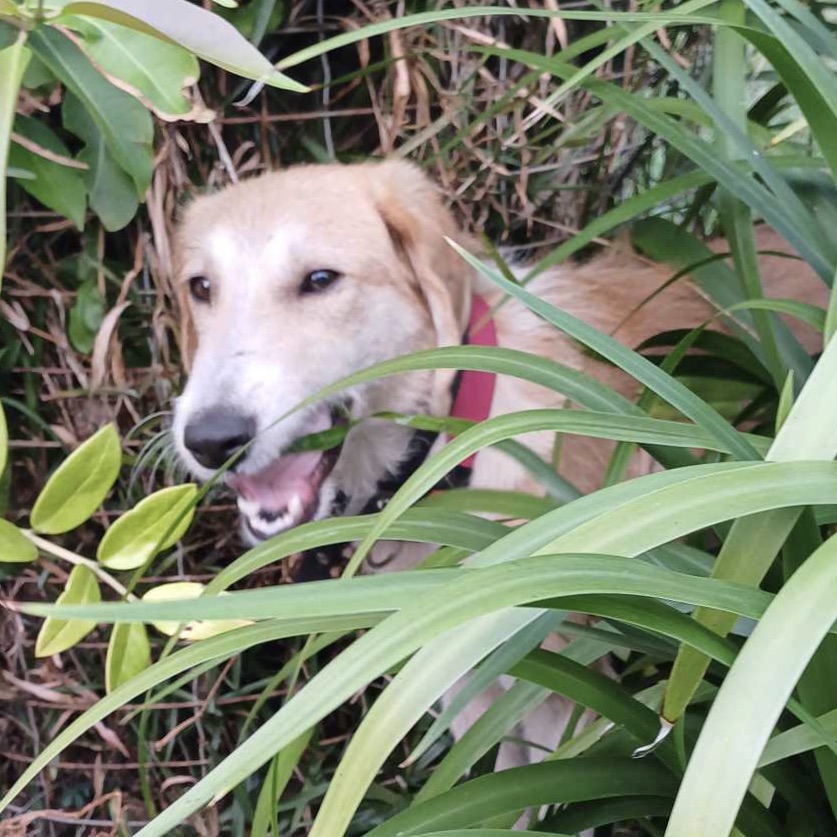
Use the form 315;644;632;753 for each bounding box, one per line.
171;157;826;775
173;158;824;527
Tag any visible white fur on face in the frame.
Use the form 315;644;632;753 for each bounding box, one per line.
173;211;437;531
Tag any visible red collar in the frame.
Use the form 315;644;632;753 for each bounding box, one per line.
451;294;497;465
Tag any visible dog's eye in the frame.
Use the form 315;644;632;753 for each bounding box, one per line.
301;269;341;294
189;275;212;304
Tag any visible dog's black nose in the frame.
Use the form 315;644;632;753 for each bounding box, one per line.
183;410;256;471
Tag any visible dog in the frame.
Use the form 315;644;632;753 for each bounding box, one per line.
170;158;824;767
172;158;823;537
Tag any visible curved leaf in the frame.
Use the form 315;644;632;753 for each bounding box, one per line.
105;621;150;692
59;0;307;92
0;402;7;476
666;532;837;835
29;26;153;194
62;91;139;231
142;581;204;635
0;35;31;286
0;519;38;563
68;16;200;117
31;423;122;535
8;115;86;228
98;483;197;570
35;564;100;657
364;759;677;837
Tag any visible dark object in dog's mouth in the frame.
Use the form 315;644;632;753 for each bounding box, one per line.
227;405;349;540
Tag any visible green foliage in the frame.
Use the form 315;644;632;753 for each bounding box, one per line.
0;518;37;562
30;423;121;534
4;0;837;835
105;620;150;692
97;483;197;570
0;0;307;243
34;563;100;657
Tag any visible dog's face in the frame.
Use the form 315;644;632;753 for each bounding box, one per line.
172;161;472;543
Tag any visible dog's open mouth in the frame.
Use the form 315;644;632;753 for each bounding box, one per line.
227;405;349;541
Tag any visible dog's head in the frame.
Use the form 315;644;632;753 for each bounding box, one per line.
172;160;476;543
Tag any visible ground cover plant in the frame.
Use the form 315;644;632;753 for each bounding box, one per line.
2;0;837;835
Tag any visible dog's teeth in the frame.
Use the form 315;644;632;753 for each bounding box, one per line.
237;497;261;519
288;495;303;520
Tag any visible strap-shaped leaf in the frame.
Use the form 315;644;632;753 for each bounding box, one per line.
31;423;121;534
666;532;837;835
0;402;7;477
35;564;100;657
0;35;31;287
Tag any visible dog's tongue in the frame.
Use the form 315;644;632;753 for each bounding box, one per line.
228;409;332;519
228;449;324;515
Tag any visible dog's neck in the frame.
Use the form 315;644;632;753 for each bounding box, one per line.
291;294;498;581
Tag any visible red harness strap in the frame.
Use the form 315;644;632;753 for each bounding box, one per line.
450;294;498;467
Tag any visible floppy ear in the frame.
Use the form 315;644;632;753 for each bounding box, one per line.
372;160;478;407
172;224;198;372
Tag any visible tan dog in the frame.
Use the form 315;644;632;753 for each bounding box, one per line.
173;158;823;541
171;158;824;775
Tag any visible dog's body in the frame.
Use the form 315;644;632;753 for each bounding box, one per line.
172;159;824;768
173;159;823;528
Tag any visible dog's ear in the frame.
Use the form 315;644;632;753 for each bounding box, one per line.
372;160;476;351
172;226;198;372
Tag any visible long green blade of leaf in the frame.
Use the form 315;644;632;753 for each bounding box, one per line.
0;33;30;290
666;532;837;836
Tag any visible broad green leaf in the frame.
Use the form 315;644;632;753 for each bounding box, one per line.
0;35;30;288
29;26;153;194
142;581;204;635
417;488;558;518
666;533;837;836
142;582;253;639
67;16;200;118
98;483;197;570
62;91;139;231
35;564;100;657
67;279;105;354
31;423;121;534
59;0;308;92
105;621;150;692
208;507;507;593
0;519;38;563
8;115;86;228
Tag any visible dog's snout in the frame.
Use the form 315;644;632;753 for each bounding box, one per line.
183;410;256;471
